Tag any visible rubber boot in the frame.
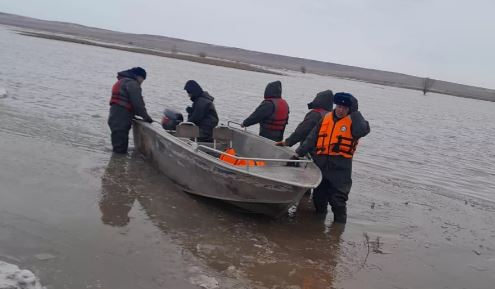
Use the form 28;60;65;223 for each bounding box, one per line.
108;105;132;154
111;129;129;154
332;206;347;224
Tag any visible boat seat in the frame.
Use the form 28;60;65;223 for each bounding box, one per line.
175;122;199;139
213;126;233;149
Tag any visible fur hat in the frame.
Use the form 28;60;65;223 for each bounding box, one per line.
334;92;353;108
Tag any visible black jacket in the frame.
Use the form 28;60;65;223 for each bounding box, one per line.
242;81;288;141
187;91;219;140
284;90;333;147
296;106;370;193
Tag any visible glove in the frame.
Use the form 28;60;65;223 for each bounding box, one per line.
286;155;301;167
186;106;193;114
144;116;153;123
275;141;286;147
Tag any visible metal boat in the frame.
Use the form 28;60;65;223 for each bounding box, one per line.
132;120;322;217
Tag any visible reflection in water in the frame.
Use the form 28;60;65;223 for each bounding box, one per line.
100;154;136;227
99;153;347;288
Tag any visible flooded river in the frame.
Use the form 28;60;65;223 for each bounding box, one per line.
1;26;495;289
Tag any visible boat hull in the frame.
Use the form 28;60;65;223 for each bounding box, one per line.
133;121;319;217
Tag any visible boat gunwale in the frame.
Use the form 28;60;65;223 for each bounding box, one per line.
135;121;322;188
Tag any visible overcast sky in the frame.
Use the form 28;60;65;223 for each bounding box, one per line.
1;0;494;88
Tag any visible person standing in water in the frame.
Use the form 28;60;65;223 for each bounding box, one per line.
295;93;370;223
108;67;153;154
275;90;333;149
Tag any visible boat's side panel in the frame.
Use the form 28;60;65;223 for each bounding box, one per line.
133;122;307;206
230;128;292;160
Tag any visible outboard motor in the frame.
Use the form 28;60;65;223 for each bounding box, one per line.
161;108;184;130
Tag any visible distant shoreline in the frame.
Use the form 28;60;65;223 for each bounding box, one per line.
0;10;493;102
11;30;495;103
16;31;282;76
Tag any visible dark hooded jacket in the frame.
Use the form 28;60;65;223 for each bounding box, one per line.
110;69;152;121
242;81;289;141
296;95;370;194
284;90;333;147
184;80;219;141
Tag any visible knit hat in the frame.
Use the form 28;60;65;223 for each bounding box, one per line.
131;67;147;79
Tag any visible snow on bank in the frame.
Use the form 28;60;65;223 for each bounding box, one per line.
0;261;44;289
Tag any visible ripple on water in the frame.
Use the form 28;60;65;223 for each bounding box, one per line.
0;87;7;99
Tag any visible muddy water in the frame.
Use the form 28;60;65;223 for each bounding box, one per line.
1;26;495;289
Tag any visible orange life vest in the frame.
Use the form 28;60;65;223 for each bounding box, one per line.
316;112;358;158
219;148;266;166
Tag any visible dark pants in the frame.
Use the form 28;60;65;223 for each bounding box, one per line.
108;105;133;154
313;178;348;223
198;126;214;143
197;137;214;142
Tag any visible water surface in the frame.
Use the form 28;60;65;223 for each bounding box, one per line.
1;26;494;289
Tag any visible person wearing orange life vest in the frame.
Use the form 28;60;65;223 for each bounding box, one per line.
108;67;153;154
241;81;289;142
295;93;370;223
275;90;333;148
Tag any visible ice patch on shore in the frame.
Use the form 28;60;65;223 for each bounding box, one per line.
189;274;219;289
0;261;44;289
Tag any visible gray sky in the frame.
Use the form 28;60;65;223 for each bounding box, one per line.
1;0;494;88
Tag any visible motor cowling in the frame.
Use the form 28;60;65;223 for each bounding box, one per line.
161;108;184;130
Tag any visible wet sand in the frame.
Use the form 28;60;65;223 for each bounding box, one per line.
1;26;495;288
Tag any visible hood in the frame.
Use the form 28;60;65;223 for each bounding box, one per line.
117;69;138;80
200;91;214;101
190;91;214;102
184;80;204;98
307;90;333;111
264;81;282;98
